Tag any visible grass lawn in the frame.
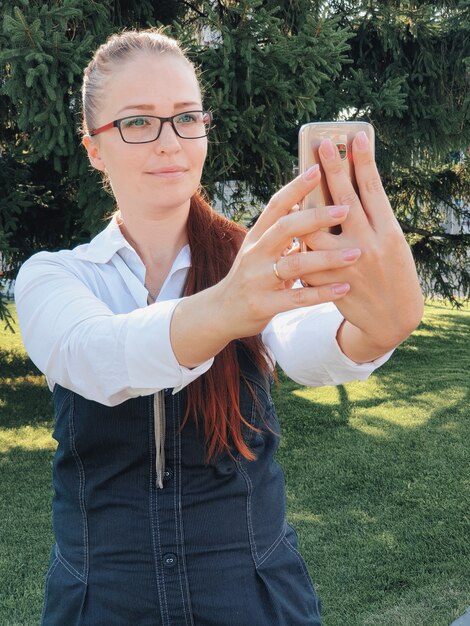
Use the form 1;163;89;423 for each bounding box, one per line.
1;301;469;625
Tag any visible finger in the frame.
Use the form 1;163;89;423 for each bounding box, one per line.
258;204;350;255
274;247;361;282
302;227;340;252
265;281;350;314
352;132;395;230
318;138;368;233
250;165;321;240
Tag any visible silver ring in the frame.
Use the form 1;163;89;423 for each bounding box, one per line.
273;260;283;281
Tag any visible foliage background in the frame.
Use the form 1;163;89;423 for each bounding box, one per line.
1;0;469;329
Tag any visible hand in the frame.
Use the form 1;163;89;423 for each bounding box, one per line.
172;164;366;368
299;132;424;360
215;166;362;341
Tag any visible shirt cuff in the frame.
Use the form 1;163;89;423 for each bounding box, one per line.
263;303;394;388
124;298;213;394
322;312;394;385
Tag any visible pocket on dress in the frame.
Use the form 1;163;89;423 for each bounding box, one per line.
254;526;321;626
41;555;88;626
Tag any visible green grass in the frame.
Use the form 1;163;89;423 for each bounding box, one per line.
1;301;469;625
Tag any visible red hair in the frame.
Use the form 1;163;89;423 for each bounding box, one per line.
183;191;274;462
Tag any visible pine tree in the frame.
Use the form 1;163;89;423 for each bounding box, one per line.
1;0;469;326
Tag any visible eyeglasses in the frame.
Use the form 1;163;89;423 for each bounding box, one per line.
89;110;212;144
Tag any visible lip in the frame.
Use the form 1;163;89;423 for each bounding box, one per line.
146;166;188;178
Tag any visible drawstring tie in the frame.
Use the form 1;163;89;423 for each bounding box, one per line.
147;291;166;489
154;390;166;489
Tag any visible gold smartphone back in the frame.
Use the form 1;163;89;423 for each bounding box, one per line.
298;121;375;211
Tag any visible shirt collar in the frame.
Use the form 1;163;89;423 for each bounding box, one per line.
73;213;191;270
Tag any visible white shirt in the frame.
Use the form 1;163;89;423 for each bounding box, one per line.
14;214;392;406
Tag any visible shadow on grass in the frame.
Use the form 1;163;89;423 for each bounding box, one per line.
271;315;470;625
0;348;41;378
0;348;53;431
0;445;55;625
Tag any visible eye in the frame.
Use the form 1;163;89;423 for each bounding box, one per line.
175;112;200;124
121;116;151;128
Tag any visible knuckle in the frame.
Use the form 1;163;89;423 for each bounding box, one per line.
327;249;341;266
327;161;344;176
357;152;375;166
292;287;308;306
273;215;291;236
338;190;358;206
364;176;383;194
285;252;301;275
364;241;382;263
267;191;282;211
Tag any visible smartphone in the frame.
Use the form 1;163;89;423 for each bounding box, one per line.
298;121;375;240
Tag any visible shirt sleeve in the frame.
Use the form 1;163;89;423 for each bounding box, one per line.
261;302;394;387
14;252;213;406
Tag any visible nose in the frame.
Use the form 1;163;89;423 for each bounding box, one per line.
154;119;182;154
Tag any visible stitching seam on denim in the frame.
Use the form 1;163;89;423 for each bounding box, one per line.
40;555;59;625
68;394;89;581
54;388;72;418
235;396;262;565
236;397;284;566
174;393;195;626
149;395;168;625
282;536;319;606
56;545;87;583
256;528;286;566
236;457;258;564
241;372;270;405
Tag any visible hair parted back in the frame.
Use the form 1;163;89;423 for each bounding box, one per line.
81;28;198;136
80;29;274;463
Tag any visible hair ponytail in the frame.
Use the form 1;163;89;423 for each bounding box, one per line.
183;192;273;462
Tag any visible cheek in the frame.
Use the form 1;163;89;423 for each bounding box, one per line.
190;141;207;171
102;142;146;176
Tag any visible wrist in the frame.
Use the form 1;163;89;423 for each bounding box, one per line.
336;320;397;363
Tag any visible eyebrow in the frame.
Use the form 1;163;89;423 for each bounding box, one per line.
115;102;201;116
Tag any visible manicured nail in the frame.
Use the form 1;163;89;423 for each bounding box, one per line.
328;205;349;218
341;247;361;262
356;131;369;151
303;164;320;180
320;138;336;160
332;283;350;295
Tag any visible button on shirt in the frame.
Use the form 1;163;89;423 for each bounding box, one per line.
14;213;392;405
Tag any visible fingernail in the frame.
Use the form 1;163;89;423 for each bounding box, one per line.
328;205;349;218
341;247;361;262
356;131;369;151
332;283;350;295
320;138;336;160
303;164;320;180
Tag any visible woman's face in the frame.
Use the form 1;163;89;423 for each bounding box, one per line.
83;53;208;217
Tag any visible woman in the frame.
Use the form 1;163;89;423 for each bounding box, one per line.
15;29;423;626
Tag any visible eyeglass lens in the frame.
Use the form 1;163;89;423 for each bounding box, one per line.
120;111;211;143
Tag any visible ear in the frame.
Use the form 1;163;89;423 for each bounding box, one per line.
82;135;106;172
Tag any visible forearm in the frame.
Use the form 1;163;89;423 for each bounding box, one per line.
170;282;236;368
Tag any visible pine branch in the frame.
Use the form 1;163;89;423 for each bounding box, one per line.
180;1;208;18
399;221;470;243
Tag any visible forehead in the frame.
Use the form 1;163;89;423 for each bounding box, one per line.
102;53;201;119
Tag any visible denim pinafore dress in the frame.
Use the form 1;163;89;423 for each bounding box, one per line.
41;345;321;625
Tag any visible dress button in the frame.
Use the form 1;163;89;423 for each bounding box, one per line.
163;553;177;568
163;467;173;481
